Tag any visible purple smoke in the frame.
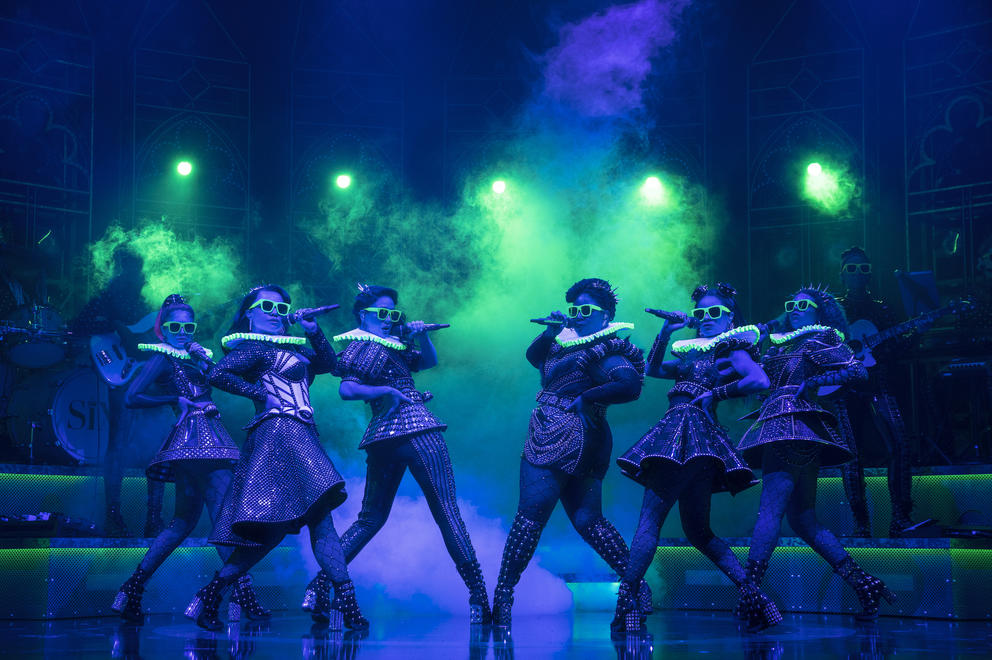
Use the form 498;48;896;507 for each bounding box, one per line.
542;0;691;117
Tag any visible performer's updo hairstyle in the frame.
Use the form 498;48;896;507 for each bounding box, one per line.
565;278;618;320
840;246;870;264
154;294;194;341
691;282;739;327
789;286;850;337
225;284;293;338
353;283;399;325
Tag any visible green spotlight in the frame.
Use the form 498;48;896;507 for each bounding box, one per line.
176;161;193;176
335;174;352;189
803;162;855;215
492;180;507;194
640;176;666;206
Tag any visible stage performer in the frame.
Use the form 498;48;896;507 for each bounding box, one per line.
301;284;490;624
112;294;269;624
736;287;895;621
492;278;649;628
185;285;367;631
612;284;781;634
834;246;927;537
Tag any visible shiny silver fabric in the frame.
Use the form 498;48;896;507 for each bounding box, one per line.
208;332;347;547
618;333;755;494
738;330;857;468
335;341;445;448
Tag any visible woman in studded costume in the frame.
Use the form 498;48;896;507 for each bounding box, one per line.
111;295;269;625
184;285;367;631
492;278;648;628
612;284;781;634
300;284;490;623
736;287;895;621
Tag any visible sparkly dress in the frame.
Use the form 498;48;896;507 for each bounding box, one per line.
208;329;346;546
737;325;863;468
524;323;645;479
127;344;240;482
333;330;445;448
617;326;758;494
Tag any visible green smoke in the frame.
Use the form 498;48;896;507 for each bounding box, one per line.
801;160;860;216
297;109;720;525
86;222;244;315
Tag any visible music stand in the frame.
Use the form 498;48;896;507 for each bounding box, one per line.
896;270;940;317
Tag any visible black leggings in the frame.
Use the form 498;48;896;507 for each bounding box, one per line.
340;432;477;565
622;460;745;588
215;502;349;585
747;442;849;568
138;464;233;574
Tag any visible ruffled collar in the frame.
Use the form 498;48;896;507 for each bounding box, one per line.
332;328;407;351
555;322;633;348
770;324;845;345
137;342;214;360
221;332;307;349
671;325;760;355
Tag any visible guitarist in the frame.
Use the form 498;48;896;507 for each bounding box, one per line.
69;248;166;537
833;247;929;537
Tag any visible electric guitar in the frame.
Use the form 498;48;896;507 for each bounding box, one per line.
818;298;972;396
90;311;157;387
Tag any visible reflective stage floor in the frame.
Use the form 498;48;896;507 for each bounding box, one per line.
3;611;990;659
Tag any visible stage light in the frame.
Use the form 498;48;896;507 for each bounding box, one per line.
807;162;822;176
640;176;666;206
176;161;193;176
335;174;352;189
492;180;506;194
803;161;856;215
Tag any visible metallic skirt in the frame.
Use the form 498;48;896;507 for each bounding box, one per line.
737;387;854;469
145;407;240;483
210;415;347;547
618;403;755;494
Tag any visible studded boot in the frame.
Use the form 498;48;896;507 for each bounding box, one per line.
228;573;272;622
734;558;770;621
492;513;543;628
737;581;783;633
577;517;653;614
330;580;369;631
112;566;150;624
185;571;236;631
610;581;646;635
302;570;332;623
104;503;131;538
834;556;896;621
456;560;492;625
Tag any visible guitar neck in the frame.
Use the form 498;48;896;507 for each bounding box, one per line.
864;305;954;350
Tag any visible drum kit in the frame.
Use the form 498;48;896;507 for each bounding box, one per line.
1;304;110;466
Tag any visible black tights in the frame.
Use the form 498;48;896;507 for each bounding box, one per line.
514;459;628;573
138;465;234;574
622;460;745;588
747;443;849;569
216;503;349;585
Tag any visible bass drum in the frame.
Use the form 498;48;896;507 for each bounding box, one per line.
7;368;110;465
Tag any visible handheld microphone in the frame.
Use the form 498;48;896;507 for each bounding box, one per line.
289;304;340;324
530;317;565;326
645;308;688;324
184;342;215;366
419;323;450;332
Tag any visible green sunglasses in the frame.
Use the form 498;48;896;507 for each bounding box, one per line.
567;303;605;318
364;307;404;323
842;263;872;274
784;299;819;313
691;305;732;321
162;321;197;334
248;298;291;316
